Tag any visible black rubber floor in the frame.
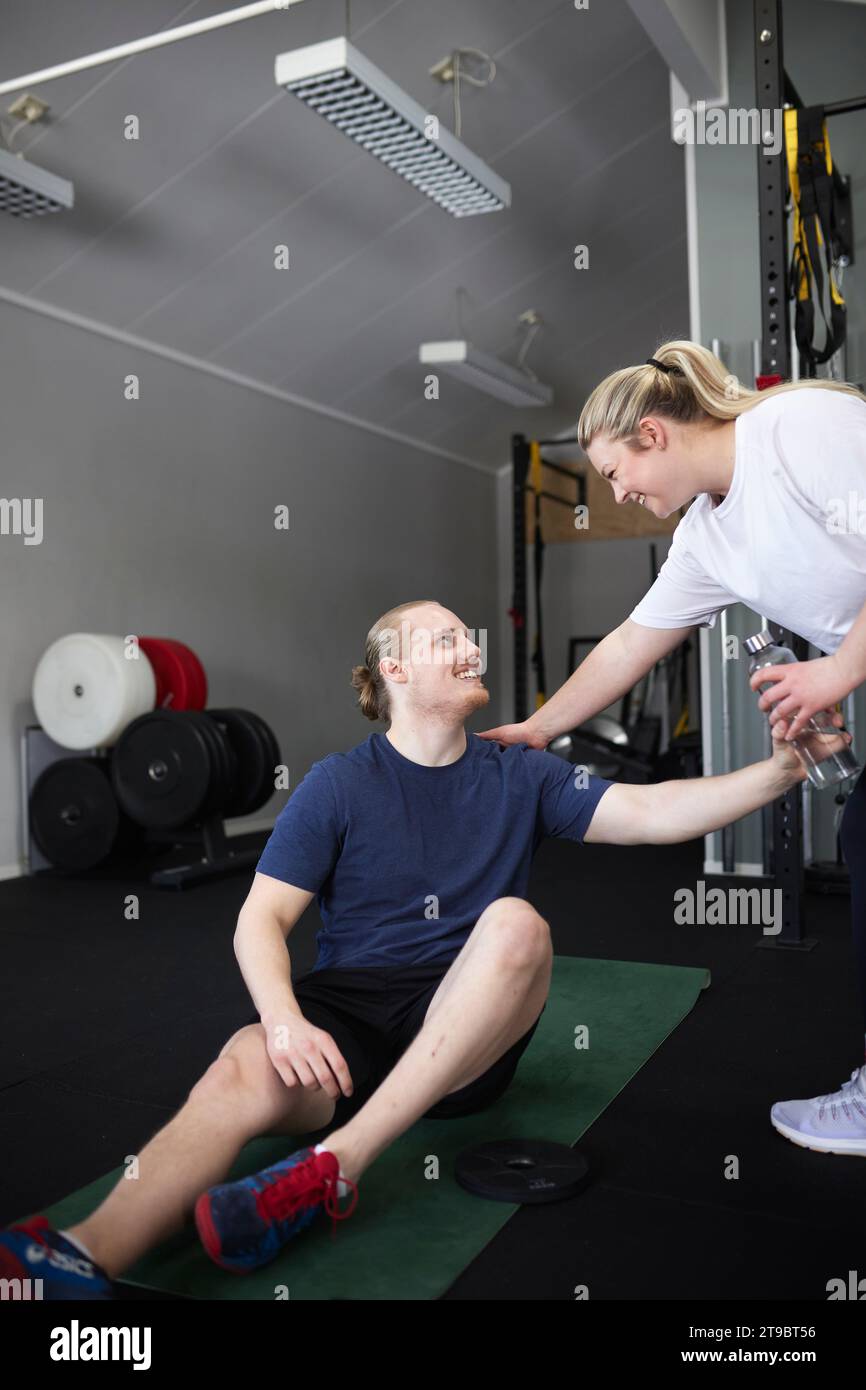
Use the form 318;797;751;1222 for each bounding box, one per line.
2;832;865;1300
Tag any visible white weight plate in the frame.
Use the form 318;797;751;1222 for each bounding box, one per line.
32;633;157;749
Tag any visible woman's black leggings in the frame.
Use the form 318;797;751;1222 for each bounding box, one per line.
840;764;866;1033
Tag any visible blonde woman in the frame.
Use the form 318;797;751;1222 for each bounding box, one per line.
481;340;866;1156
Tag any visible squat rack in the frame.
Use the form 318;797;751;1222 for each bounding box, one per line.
511;434;586;723
753;0;863;945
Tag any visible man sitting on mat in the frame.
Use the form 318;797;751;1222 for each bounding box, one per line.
0;599;849;1296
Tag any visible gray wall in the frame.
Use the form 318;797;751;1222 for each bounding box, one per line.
0;298;501;873
695;0;866;870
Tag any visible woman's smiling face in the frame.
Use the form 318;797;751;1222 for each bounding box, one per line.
587;425;691;519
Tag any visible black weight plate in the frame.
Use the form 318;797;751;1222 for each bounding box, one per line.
30;757;119;870
205;709;238;815
242;710;280;813
454;1139;590;1204
190;710;237;818
206;709;268;817
242;710;279;813
243;710;281;810
184;710;222;818
112;711;212;828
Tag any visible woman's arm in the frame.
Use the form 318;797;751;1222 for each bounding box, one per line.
479;618;697;748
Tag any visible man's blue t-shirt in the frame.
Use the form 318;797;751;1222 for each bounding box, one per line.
256;732;614;972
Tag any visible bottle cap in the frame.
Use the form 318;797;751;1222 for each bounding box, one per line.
743;630;774;655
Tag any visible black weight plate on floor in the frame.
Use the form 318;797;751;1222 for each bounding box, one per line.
30;758;120;870
208;712;239;815
206;709;268;817
183;710;220;817
186;710;234;819
244;710;280;809
454;1139;590;1204
200;710;238;817
112;711;213;828
243;710;280;812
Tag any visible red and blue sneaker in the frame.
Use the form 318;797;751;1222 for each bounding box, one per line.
0;1216;114;1299
194;1145;359;1274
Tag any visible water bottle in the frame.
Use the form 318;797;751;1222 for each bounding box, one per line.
743;630;860;790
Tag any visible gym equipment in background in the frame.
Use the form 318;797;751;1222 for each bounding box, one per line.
138;637;208;710
509;436;586;719
547;619;699;785
24;704;281;882
31;633;210;749
110;707;281;888
548;715;654;784
748;3;863;939
112;710;236;830
32;633;156;750
29;757;132;871
509;437;698;746
207;709;281;817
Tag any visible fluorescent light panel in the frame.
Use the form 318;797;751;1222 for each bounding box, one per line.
275;38;510;218
420;340;553;407
0;147;73;217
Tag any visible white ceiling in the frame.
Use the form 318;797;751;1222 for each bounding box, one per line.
0;0;689;469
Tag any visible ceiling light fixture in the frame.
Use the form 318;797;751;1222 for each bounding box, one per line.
275;37;510;217
0;147;73;216
0;96;73;216
419;340;553;408
420;307;552;407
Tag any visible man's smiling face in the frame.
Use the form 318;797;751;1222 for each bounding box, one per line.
378;602;489;723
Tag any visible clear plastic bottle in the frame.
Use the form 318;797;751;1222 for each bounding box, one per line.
743;630;860;790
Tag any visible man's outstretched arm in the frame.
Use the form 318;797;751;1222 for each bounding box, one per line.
583;712;851;846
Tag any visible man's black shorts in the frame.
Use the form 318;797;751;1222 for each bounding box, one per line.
246;961;544;1130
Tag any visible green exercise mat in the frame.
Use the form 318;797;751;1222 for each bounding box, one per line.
39;956;709;1300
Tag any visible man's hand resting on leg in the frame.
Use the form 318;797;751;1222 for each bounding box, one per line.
261;1012;355;1100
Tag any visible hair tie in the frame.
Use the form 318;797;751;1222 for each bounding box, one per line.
646;357;683;376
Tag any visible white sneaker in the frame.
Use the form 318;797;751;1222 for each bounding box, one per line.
771;1066;866;1155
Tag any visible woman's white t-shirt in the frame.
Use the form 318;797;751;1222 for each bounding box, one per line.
628;387;866;655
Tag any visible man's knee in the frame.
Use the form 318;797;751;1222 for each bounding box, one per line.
190;1053;248;1104
193;1025;270;1103
478;897;552;968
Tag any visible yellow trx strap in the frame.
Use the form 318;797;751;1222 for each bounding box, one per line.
783;107;847;375
529;439;542;497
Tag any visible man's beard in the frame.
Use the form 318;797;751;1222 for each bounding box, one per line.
412;682;490;724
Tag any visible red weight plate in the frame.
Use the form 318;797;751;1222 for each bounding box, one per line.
148;638;207;710
139;637;191;711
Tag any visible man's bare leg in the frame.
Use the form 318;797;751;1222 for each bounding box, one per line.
63;1027;338;1279
66;897;548;1274
321;897;552;1185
